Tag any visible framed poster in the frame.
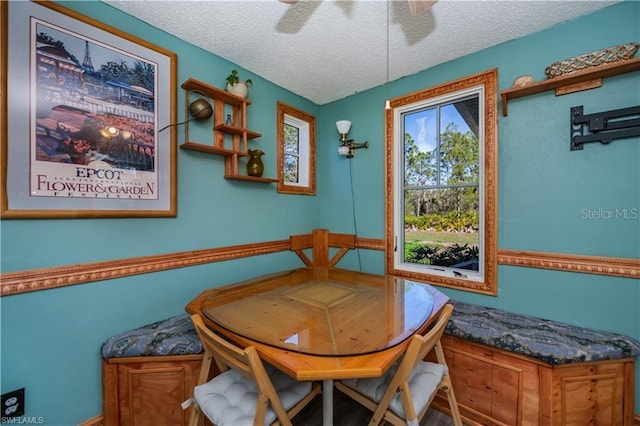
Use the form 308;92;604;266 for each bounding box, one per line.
1;1;177;218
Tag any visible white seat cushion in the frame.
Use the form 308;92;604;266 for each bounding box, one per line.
194;364;312;426
340;361;446;419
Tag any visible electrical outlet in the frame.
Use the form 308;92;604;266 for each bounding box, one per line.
1;388;25;419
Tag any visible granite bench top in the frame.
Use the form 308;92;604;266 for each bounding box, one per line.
101;313;202;359
445;300;640;365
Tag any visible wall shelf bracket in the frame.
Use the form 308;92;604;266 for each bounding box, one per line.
570;105;640;151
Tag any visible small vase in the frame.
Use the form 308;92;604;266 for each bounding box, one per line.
246;149;264;177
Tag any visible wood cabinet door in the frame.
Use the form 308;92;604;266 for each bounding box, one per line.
551;361;629;426
439;336;541;426
120;364;194;425
105;356;203;426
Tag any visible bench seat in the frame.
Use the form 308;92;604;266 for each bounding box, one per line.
101;313;202;359
445;300;640;365
433;300;639;425
101;314;204;426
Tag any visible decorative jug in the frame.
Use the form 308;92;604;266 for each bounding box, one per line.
247;149;265;177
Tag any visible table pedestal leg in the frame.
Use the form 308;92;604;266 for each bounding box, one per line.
323;379;333;426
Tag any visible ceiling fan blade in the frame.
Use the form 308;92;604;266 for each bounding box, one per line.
407;0;438;16
276;0;322;34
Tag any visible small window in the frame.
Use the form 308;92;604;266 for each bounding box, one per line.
277;102;316;195
386;69;498;295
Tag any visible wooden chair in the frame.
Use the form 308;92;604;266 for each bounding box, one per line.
187;314;321;426
335;304;463;426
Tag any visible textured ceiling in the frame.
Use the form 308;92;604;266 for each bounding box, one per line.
103;0;620;105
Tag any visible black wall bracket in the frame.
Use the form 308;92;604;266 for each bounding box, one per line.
570;105;640;151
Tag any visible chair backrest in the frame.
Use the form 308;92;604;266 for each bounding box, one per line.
190;314;292;425
376;304;454;420
409;303;453;366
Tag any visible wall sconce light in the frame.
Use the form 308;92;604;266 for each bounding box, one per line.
336;120;368;158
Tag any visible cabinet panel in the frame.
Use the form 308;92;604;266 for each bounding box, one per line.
437;336;541;426
492;351;540;426
490;360;521;425
553;362;626;426
446;347;493;415
103;355;203;426
125;366;191;426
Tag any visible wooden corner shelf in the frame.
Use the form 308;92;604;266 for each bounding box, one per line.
180;78;275;183
182;78;252;107
213;124;262;139
501;57;640;116
224;174;278;183
180;141;246;157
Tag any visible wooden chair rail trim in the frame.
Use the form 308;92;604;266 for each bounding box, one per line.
355;236;385;251
0;240;290;297
498;249;639;279
2;231;637;297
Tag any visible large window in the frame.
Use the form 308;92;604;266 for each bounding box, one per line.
277;102;316;195
386;70;498;294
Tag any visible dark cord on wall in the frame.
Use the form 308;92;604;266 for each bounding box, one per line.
349;159;363;272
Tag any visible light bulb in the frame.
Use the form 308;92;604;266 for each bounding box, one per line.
338;145;350;156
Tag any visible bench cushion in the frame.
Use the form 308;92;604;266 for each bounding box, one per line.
446;301;640;365
101;313;202;359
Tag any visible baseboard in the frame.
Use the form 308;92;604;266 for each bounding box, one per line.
635;413;640;425
78;415;102;426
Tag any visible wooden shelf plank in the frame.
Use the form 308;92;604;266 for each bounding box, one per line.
181;78;252;107
501;57;640;116
246;130;262;139
214;124;244;136
180;142;247;157
224;174;278;183
213;124;262;139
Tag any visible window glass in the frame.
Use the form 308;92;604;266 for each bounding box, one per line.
284;122;300;183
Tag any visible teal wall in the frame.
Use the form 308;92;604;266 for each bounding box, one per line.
1;1;322;424
319;0;640;410
1;1;638;424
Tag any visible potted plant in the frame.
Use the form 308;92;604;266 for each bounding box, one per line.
225;69;252;98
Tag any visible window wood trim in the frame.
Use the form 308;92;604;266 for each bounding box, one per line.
277;102;316;195
385;69;498;295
